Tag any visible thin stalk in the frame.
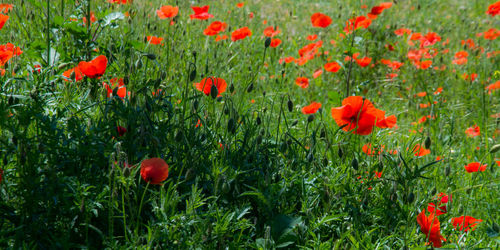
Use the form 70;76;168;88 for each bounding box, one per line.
136;181;150;235
46;0;50;66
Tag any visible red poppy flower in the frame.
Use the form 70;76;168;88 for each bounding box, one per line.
486;80;500;93
215;35;228;42
483;28;500;40
295;77;309;88
146;36;163;45
452;216;482;232
103;78;128;98
313;69;323;78
355;56;372;67
302;102;321;114
270;38;281;48
204;21;227;36
231;27;252;41
417;210;445;248
465;125;480;137
156;5;179;19
0;13;8;30
190;5;213;20
486;1;500;16
311;13;332;28
427;193;450;216
140;158;169;185
0;4;12;13
344;16;372;34
421;32;441;47
116;125;127;137
263;26;280;37
324;61;341;72
0;43;22;67
464;162;487;173
108;0;129;4
194;77;227;96
362;143;383;156
82;11;96;26
394;28;411;36
78;55;108;79
306;34;317;41
63;66;84;82
369;2;392;16
412;144;430;157
236;2;244;8
331;96;383;135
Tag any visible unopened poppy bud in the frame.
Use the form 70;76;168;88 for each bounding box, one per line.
256;135;262;145
430;187;436;196
145;54;156;60
320;129;326;139
351;158;358;170
189;68;197;81
338;147;343;158
262;91;266;97
193;99;199;111
160;72;167;80
123;166;131;177
8;96;13;105
407;192;415;204
229;83;235;93
265;37;271;48
247;83;254;93
307;152;314;162
112;87;119;97
493;222;500;232
307;114;315;123
291;120;298;127
424;136;431;149
192;51;197;60
260;129;265;136
322;157;328;166
227;118;236;134
489;144;500;154
377;161;384;172
256;116;261;125
217;96;223;102
175;130;183;142
135;59;143;69
287;98;293;112
445;165;451;176
210;84;218;99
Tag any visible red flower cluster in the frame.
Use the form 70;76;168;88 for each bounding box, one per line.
231;27;252;41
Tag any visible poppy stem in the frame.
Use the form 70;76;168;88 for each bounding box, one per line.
345;21;356;98
135;181;150;235
46;0;50;67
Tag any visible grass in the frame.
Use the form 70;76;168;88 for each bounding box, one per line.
0;0;499;248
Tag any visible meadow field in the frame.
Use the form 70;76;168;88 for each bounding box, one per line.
0;0;499;248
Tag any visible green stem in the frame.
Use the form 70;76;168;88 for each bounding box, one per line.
136;181;150;235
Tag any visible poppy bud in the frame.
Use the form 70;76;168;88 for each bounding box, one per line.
70;71;76;81
135;59;143;69
445;165;451;176
256;116;261;125
307;152;314;162
377;161;384;172
262;91;266;97
193;99;199;111
351;158;358;170
8;96;13;105
424;136;431;149
307;114;315;123
227;118;236;134
175;130;183;142
256;135;263;145
322;157;328;166
291;120;298;127
210;84;218;99
338;147;343;158
287;98;293;112
160;72;167;80
260;129;265;136
489;144;500;154
247;83;254;93
3;155;7;166
320;129;326;139
430;187;436;196
217;96;223;102
192;51;197;61
265;37;271;48
112;86;119;97
407;192;415;204
145;54;157;60
189;67;197;81
123;166;131;177
229;83;235;93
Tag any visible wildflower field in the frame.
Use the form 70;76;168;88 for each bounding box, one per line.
1;0;499;248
